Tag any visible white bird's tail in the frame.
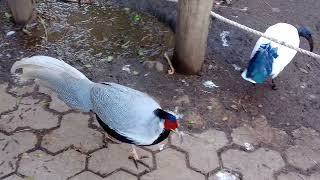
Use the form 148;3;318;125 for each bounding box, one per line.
11;56;94;112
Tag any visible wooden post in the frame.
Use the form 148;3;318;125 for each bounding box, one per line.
173;0;213;74
7;0;35;25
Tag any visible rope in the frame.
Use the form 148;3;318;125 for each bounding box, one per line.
210;11;320;60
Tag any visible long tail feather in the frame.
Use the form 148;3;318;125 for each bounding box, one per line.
11;56;93;112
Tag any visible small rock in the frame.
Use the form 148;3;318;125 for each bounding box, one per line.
272;8;281;13
122;65;131;73
101;56;113;63
258;104;263;108
208;65;214;70
22;153;30;159
244;142;255;151
155;61;164;72
84;64;92;68
133;71;139;75
181;79;189;86
203;80;219;88
6;31;15;36
220;31;230;47
222;117;228;121
214;170;239;180
95;52;102;57
232;64;242;71
231;105;238;110
309;94;317;99
159;144;165;151
225;0;232;5
207;106;213;110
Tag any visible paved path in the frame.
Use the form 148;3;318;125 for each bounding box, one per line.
1;82;320;180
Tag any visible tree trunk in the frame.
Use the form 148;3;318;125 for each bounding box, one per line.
7;0;35;25
172;0;213;75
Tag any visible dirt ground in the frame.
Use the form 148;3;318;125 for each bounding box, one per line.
0;0;320;151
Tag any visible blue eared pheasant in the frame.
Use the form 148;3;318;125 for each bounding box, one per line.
241;23;314;89
10;56;179;167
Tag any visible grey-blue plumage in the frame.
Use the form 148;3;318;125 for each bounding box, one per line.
90;82;164;145
10;56;170;145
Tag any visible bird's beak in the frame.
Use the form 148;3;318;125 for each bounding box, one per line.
172;129;184;144
306;36;314;52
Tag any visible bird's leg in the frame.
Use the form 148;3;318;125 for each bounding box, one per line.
173;129;184;144
129;145;149;169
271;79;278;90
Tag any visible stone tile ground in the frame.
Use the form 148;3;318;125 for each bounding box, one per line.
1;83;320;180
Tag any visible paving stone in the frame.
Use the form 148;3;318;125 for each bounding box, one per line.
0;132;37;177
70;171;137;180
42;113;104;153
231;115;289;150
0;96;59;132
3;174;24;180
285;127;320;170
222;148;285;180
0;83;17;113
171;130;228;173
38;86;71;112
278;172;320;180
18;149;86;180
8;84;36;96
209;170;240;180
141;149;205;180
105;171;137;180
88;144;153;175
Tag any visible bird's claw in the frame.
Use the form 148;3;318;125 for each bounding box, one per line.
129;145;149;169
128;155;149;169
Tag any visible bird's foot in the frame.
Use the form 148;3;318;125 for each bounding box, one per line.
271;79;278;90
129;145;149;169
271;84;278;90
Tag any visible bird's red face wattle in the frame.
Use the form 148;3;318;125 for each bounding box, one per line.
164;119;179;130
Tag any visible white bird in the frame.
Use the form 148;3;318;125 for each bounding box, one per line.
10;56;180;168
241;23;314;89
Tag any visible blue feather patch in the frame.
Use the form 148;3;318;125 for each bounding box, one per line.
246;43;278;83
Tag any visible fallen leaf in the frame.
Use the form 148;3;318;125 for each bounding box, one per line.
132;14;142;23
